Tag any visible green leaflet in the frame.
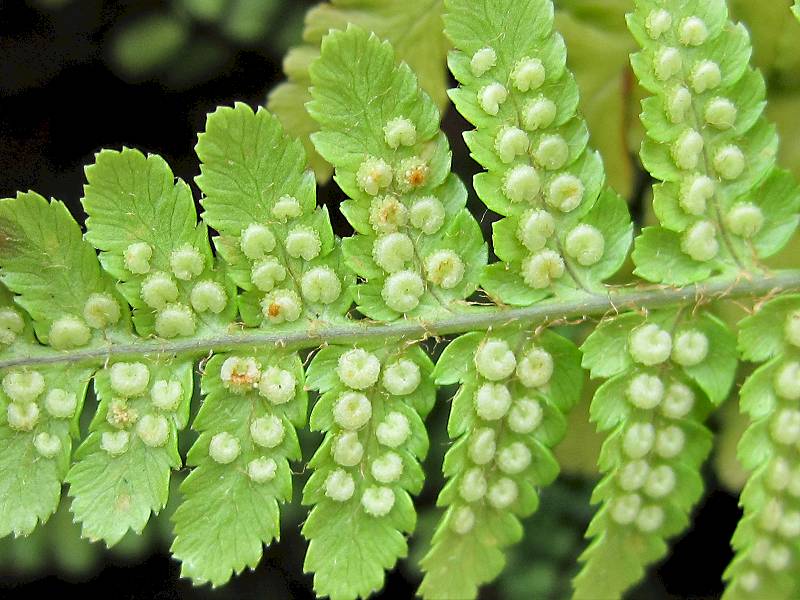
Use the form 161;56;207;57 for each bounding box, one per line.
267;0;450;181
738;293;800;362
0;194;128;538
419;327;582;598
196;103;353;328
171;351;306;586
307;25;486;320
82;148;236;338
628;0;800;283
723;295;800;598
574;307;736;598
0;191;128;347
445;0;632;303
67;358;193;545
0;368;89;538
0;287;91;538
302;342;435;599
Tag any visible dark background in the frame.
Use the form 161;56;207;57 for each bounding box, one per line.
0;1;740;598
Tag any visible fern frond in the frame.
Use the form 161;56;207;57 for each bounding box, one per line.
0;194;117;537
67;357;192;544
573;308;737;598
2;3;800;596
0;290;91;537
445;0;632;304
195;102;352;327
307;25;486;320
628;0;800;283
302;342;435;599
0;191;129;345
418;326;582;598
171;350;306;586
268;0;450;181
723;294;800;597
83;147;236;337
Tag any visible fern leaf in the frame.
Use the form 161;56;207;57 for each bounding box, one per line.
419;327;582;598
267;0;450;181
0;191;129;346
574;307;737;598
628;0;800;283
302;343;435;598
195;102;353;327
307;25;486;320
82;148;236;338
444;0;632;303
67;358;192;544
0;286;91;538
171;351;306;586
0;194;123;538
723;294;800;597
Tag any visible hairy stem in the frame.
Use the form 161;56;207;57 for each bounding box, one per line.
4;270;800;369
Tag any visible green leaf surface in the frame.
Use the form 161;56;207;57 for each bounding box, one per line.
445;0;630;300
196;103;353;325
83;148;202;263
82;148;234;337
67;359;193;545
303;343;434;599
0;364;91;538
308;25;485;320
196;103;316;234
268;0;449;182
737;293;800;362
420;326;580;598
629;0;798;280
632;227;714;285
573;522;666;600
171;351;306;586
679;313;737;405
0;191;124;341
581;313;642;379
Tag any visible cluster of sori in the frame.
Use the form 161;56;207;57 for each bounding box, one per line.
0;328;89;541
445;0;630;301
608;323;709;531
419;328;581;598
575;309;736;598
94;361;187;457
127;241;223;337
301;343;434;598
629;0;795;282
1;367;77;455
726;298;800;596
307;26;485;320
45;291;122;350
170;351;305;584
210;354;300;478
196;104;350;327
83;149;232;340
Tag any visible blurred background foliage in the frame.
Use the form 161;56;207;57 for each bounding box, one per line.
2;0;800;597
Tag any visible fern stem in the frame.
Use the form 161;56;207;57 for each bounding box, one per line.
4;270;800;369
